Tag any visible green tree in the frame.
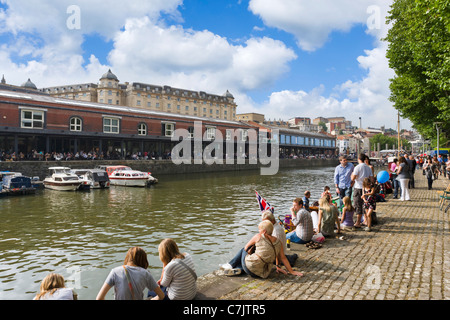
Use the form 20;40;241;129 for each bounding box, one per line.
369;133;410;150
384;0;449;146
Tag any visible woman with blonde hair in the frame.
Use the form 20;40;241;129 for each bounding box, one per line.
148;239;197;300
317;195;341;237
225;220;303;278
34;273;77;300
96;246;164;300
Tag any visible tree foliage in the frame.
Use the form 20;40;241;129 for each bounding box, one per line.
384;0;449;145
370;133;410;150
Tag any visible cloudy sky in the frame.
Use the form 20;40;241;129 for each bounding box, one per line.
0;0;412;130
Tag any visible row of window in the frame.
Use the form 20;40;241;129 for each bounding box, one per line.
19;108;236;139
19;108;335;146
279;134;335;147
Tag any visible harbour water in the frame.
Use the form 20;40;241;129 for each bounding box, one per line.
0;166;335;300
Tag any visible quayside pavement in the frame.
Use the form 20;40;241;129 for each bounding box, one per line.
195;172;450;300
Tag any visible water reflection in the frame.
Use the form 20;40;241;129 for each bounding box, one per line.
0;167;335;300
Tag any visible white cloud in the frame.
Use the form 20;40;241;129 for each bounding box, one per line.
108;17;297;94
242;0;410;129
0;0;410;129
249;0;389;51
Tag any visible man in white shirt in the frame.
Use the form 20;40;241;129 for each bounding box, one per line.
351;153;373;228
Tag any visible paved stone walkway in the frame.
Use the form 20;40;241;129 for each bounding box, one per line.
196;172;450;300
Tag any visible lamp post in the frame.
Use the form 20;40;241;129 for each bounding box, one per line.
434;122;443;157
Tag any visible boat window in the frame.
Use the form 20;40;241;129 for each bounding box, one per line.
63;177;79;181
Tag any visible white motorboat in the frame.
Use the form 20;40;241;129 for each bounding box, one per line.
105;166;156;187
71;169;110;189
43;167;81;191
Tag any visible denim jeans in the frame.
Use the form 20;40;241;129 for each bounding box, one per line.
286;231;309;244
229;248;258;277
338;187;352;208
392;178;401;198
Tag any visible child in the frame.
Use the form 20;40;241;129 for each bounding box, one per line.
34;273;77;300
321;186;333;205
361;177;376;232
340;196;355;231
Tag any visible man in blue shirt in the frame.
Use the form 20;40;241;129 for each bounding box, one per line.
334;156;355;208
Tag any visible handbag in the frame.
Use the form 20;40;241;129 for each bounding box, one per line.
246;244;256;255
177;259;197;281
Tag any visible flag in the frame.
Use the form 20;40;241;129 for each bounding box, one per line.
255;190;274;213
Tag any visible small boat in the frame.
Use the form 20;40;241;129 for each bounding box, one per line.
104;166;157;187
0;172;37;196
70;169;110;189
43;167;81;191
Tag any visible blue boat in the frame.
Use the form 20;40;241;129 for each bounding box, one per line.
1;173;37;196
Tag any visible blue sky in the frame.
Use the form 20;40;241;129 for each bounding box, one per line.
0;0;411;130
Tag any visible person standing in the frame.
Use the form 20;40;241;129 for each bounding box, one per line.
406;155;416;188
423;159;436;190
351;153;373;228
388;158;401;199
396;156;411;201
334;156;354;209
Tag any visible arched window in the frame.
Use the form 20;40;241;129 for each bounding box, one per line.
70;117;82;132
138;123;147;136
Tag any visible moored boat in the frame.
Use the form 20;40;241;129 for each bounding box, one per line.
104;165;156;187
0;172;37;196
43;167;81;191
70;169;110;189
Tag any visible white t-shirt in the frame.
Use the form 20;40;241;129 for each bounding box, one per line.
161;253;197;300
352;163;373;189
38;287;75;300
272;222;287;253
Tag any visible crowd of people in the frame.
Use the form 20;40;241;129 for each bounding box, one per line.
30;151;450;300
221;150;448;278
0;149;170;162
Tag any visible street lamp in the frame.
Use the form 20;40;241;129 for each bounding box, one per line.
434;122;443;157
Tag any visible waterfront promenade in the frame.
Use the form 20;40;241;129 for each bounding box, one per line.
196;172;450;300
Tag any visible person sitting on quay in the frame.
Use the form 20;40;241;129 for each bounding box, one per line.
317;194;341;238
96;246;165;300
302;190;311;211
34;273;77;300
261;210;298;267
286;198;314;245
225;220;303;278
148;239;197;300
340;196;355;232
321;186;333;205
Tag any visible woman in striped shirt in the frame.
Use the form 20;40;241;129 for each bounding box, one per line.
149;239;197;300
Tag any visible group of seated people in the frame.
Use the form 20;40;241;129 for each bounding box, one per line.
223;182;381;279
34;239;197;301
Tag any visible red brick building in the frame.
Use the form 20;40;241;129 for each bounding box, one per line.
0;86;255;159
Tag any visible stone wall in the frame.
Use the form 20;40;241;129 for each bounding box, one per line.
0;158;338;179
